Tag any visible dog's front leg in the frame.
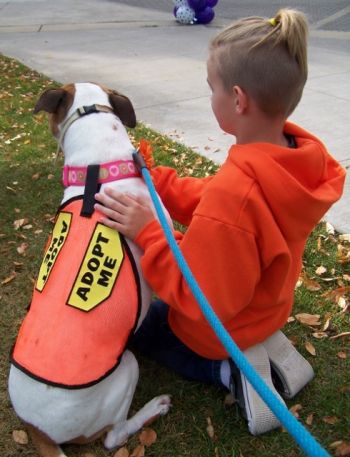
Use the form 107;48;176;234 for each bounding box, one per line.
104;394;171;449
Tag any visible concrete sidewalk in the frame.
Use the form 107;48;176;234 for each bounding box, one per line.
0;0;349;232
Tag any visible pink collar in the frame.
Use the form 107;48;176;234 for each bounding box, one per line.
62;159;140;187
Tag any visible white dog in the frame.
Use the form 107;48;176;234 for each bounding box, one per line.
8;82;171;457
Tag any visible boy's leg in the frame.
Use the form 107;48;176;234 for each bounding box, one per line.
130;300;222;387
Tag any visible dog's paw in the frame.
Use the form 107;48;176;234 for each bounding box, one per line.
153;394;172;416
142;394;172;426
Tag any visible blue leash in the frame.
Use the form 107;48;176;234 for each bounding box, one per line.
133;152;330;457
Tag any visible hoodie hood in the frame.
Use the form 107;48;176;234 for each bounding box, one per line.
228;122;346;240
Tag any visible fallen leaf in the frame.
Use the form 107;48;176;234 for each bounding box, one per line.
330;332;350;340
139;428;157;447
330;441;344;449
324;279;348;299
295;313;321;327
301;275;322;291
114;448;130;457
295;277;303;288
337;296;348;310
322;312;332;331
335;442;350;457
206;417;215;439
12;429;28;444
17;242;28;255
287;316;296;323
316;265;327;275
337;351;347;359
13;218;29;230
13;261;23;267
323;415;339;425
339;234;350;242
1;272;16;285
305;341;316;356
32;172;40;180
290;404;303;418
130;445;145;457
306;413;314;425
312;332;328;339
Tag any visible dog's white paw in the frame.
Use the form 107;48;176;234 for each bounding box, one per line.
104;395;171;449
154;394;172;415
143;394;172;420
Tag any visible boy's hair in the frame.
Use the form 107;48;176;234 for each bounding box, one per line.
210;8;309;117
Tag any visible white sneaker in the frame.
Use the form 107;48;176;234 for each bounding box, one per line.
230;344;286;435
262;330;314;399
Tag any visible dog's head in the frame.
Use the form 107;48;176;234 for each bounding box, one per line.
33;82;136;137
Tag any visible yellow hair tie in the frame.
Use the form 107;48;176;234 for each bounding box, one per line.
268;17;277;26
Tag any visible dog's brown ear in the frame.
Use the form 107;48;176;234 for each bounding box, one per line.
109;91;136;128
33;88;68;114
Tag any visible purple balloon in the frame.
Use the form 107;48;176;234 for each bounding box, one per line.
196;6;215;24
173;5;178;17
206;0;218;7
188;0;207;11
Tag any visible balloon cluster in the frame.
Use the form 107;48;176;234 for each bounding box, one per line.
173;0;218;25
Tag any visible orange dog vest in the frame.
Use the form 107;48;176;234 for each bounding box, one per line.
12;197;141;388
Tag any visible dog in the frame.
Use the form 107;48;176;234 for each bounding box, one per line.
8;82;171;457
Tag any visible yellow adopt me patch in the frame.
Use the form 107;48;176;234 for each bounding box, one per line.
68;223;124;311
36;212;72;292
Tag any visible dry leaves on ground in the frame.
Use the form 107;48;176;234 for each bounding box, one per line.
206;417;215;439
1;272;16;285
332;441;350;457
114;448;129;457
12;429;28;445
130;445;145;457
295;313;321;327
305;341;316;356
139;428;157;447
323;416;340;425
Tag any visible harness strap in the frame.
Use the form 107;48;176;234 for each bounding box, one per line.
80;164;101;217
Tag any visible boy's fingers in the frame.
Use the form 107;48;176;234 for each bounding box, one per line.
95;193;126;213
94;203;124;220
95;189;137;208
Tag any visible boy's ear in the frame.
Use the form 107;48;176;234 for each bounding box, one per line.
233;85;248;114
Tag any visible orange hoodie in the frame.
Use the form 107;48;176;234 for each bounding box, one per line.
135;122;346;360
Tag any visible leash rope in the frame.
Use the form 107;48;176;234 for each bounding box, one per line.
133;151;330;457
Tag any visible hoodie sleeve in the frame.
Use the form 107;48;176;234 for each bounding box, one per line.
135;214;261;323
151;166;213;226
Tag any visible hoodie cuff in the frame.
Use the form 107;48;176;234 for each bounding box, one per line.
134;219;164;250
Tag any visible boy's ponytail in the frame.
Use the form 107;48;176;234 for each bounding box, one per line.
268;9;308;79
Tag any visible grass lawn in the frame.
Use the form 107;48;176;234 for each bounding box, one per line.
0;54;349;457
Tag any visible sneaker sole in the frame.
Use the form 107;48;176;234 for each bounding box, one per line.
262;331;314;399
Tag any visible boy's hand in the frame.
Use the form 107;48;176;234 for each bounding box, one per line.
94;187;155;240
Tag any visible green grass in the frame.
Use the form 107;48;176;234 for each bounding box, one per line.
0;54;349;457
